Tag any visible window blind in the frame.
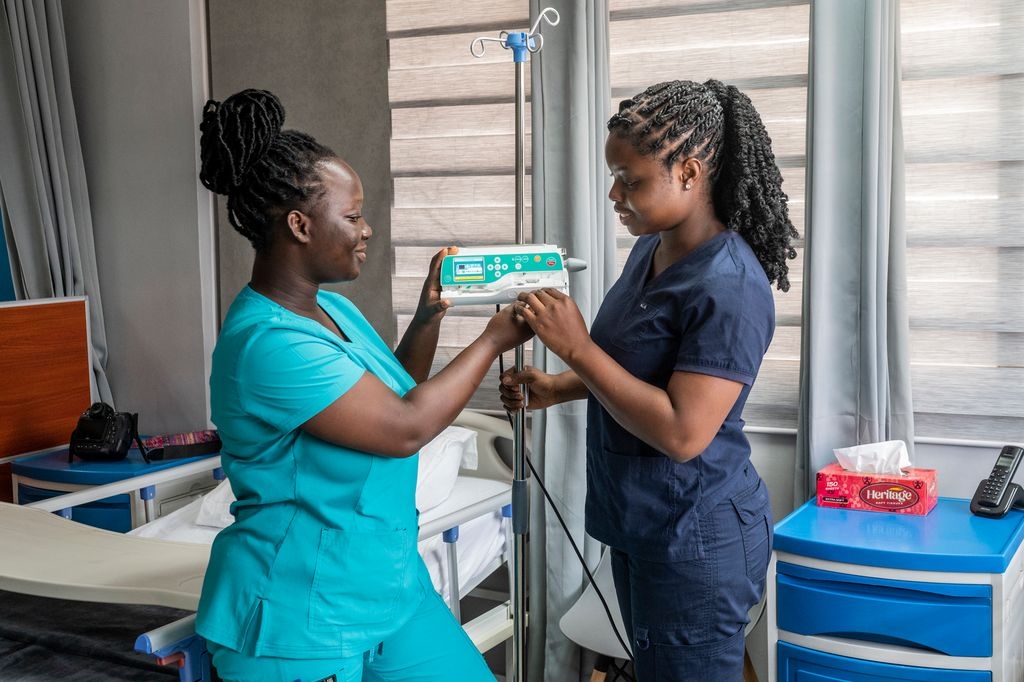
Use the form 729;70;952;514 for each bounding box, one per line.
608;0;810;430
386;0;532;411
900;0;1023;442
387;1;808;418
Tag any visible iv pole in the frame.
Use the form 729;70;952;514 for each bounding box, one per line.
470;9;559;681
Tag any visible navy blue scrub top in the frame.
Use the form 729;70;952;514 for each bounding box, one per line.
586;231;775;562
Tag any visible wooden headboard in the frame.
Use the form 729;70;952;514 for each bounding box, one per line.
0;298;93;501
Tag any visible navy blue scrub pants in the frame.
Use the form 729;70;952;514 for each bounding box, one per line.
610;478;773;681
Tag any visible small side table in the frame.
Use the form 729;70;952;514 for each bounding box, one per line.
767;497;1024;681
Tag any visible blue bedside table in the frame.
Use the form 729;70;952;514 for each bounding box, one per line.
767;497;1024;681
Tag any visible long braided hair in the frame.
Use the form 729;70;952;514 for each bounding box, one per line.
608;79;798;291
199;89;336;251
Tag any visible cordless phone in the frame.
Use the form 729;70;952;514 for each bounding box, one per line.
970;445;1024;517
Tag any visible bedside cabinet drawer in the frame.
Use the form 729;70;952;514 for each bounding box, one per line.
777;562;992;657
778;642;991;681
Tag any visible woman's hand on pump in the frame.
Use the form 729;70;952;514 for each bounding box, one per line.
395;246;457;382
412;246;456;325
501;288;591;412
513;287;593;362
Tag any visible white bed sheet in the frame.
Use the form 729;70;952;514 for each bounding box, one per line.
129;490;508;607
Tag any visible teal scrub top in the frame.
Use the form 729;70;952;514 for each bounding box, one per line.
196;286;425;658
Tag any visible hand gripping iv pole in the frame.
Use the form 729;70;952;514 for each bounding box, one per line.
470;9;559;681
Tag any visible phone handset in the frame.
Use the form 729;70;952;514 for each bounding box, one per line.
970;445;1024;518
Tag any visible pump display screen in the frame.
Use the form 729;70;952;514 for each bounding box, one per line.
453;258;486;281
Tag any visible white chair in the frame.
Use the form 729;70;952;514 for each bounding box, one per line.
558;548;631;662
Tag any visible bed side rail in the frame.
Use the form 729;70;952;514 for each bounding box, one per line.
24;456;222;518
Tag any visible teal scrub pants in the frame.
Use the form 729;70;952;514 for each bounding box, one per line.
207;586;495;682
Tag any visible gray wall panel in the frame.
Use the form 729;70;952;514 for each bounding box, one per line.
62;0;214;433
207;0;394;341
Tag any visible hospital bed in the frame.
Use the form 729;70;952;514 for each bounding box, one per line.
0;409;517;681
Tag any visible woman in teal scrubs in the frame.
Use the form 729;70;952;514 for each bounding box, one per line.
194;89;532;682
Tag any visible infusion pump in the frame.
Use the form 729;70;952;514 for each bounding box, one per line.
439;244;584;306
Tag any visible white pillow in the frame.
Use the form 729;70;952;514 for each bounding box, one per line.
195;478;236;529
193;425;479;527
416;425;478;512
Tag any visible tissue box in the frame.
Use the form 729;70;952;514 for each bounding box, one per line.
815;462;937;515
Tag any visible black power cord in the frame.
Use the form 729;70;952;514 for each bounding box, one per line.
497;332;635;666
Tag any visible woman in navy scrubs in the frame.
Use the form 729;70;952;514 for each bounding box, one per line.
500;79;798;681
195;89;532;682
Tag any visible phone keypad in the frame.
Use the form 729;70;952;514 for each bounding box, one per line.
980;468;1011;505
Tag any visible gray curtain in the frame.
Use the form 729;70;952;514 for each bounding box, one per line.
796;0;913;502
0;0;111;402
529;1;615;680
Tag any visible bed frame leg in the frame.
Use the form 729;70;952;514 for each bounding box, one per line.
443;526;461;621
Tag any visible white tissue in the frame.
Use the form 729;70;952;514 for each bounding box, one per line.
833;440;911;475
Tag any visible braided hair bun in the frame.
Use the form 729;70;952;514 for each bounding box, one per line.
196;88;335;251
199;89;285;195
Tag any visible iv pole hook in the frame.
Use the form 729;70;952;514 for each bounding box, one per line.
527;7;560;51
469;8;560;58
